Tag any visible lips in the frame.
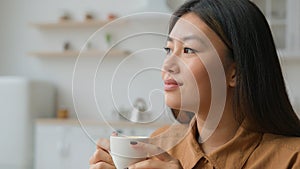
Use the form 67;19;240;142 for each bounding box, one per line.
164;79;182;91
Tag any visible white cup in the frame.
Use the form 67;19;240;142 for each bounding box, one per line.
110;136;149;169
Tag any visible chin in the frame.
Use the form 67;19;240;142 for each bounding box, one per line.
165;93;182;110
165;92;200;112
165;95;192;112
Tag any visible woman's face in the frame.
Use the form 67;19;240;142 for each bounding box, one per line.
162;12;231;114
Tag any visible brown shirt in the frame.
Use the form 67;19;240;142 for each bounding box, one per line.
151;119;300;169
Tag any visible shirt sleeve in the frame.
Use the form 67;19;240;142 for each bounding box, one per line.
150;125;170;138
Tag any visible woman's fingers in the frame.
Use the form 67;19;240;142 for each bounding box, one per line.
89;133;119;169
91;132;118;165
96;138;110;151
96;132;118;151
111;131;118;136
89;162;116;169
89;148;114;165
130;141;173;162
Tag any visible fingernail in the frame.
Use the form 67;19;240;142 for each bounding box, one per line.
112;131;118;136
130;141;138;145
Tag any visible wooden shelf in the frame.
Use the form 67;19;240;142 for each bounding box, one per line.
30;20;115;29
35;118;171;127
29;49;130;57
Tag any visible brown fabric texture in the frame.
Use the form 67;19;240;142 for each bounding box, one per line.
151;119;300;169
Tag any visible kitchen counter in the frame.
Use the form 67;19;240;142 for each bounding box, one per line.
35;118;174;127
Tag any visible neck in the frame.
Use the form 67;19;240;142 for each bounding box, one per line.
196;95;239;154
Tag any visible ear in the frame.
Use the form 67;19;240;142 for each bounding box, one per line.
227;63;236;87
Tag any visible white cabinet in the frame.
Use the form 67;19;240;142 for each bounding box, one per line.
34;120;162;169
34;124;109;169
35;125;66;169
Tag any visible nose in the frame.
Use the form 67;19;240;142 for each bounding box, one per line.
162;54;179;74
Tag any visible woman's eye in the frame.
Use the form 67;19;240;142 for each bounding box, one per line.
164;47;171;54
183;47;197;54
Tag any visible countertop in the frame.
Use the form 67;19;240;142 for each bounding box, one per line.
35;118;174;127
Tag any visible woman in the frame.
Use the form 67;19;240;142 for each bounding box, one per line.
89;0;300;168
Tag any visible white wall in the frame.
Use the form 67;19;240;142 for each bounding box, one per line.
0;0;299;119
0;0;174;120
281;61;300;115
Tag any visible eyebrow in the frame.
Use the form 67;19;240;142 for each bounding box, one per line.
167;35;207;45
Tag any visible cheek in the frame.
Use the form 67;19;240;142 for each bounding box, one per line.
161;71;166;79
192;64;210;91
162;58;212;112
188;60;210;89
189;60;212;110
165;92;182;110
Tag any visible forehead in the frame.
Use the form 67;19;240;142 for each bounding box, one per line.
169;13;229;57
169;13;211;41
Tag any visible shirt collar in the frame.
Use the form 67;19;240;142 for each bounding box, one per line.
182;118;263;169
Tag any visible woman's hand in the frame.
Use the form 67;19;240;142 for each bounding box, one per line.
128;141;183;169
89;133;116;169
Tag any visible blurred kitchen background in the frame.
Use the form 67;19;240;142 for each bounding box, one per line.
0;0;299;169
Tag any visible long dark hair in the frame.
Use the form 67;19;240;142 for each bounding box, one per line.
170;0;300;136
